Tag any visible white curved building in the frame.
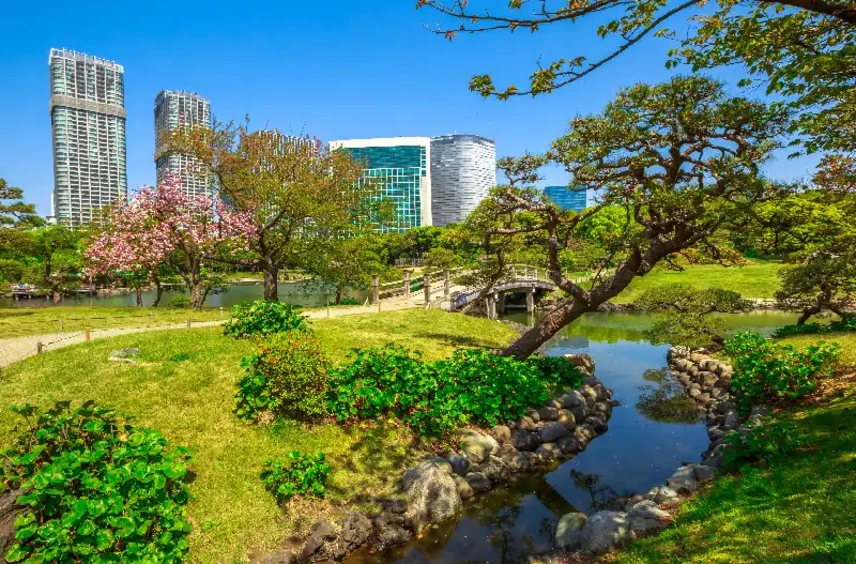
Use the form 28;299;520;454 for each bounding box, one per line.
430;135;496;226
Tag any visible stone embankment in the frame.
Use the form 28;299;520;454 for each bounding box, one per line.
257;354;616;563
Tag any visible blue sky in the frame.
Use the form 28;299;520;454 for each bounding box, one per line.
2;0;818;216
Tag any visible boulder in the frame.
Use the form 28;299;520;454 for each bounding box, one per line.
580;385;599;400
535;442;561;460
723;410;740;430
698;371;718;388
646;486;680;504
538;407;559;421
471;456;510;484
570;405;587;425
464;472;491;493
370;513;412;551
403;460;463;532
0;489;23;561
554;512;588;550
707;426;725;442
564;353;595;374
327;511;373;557
497;444;523;472
561;391;586;409
586;416;608;434
667;465;699;494
556;435;582;455
539;422;571;443
511;429;541;451
627;501;671;533
594;401;611;418
460;430;499;463
447;454;471;477
517;416;538;431
491;425;512;445
453;475;474;500
524;451;546;468
526;408;541;422
300;521;339;561
428;457;453;475
592;384;609;401
580;511;631;554
557;409;576;428
750;405;771;418
694;465;716;483
574;424;596;445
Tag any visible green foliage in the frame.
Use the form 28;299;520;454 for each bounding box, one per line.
235;332;331;422
260;451;330;503
166;294;191;309
338;296;360;306
421;247;463;270
223;300;307;339
772;316;856;339
722;423;803;472
327;345;581;436
725;332;840;407
0;401;192;564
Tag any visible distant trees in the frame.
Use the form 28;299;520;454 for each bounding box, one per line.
0;177;43;228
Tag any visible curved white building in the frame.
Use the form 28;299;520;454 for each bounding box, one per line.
430;135;496;227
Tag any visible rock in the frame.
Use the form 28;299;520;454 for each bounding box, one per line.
517;416;538;431
719;365;734;379
0;489;23;560
524;451;545;468
647;486;680;504
708;426;725;441
511;429;541;451
586;416;608;433
491;425;512;445
688;365;699;377
381;498;408;514
326;511;372;557
526;408;541;422
584;396;596;414
538;407;559;421
690;352;706;364
574;424;596;445
750;405;771;418
564;353;595;374
453;475;474;499
667;465;699;494
471;456;510;484
257;549;296;564
546;398;565;409
694;465;716;482
538;422;571;443
447;454;471;477
746;413;763;426
109;347;140;359
580;511;631;554
723;410;740;430
370;513;412;551
497;444;524;472
703;455;723;469
594;401;611;418
464;472;491;493
403;460;463;532
580;385;599;400
556;435;582;455
561;391;586;408
536;442;561;460
570;405;586;425
627;501;671;533
556;409;576;428
688;386;702;398
554;512;588;550
300;521;338;561
428;457;453;475
460;430;499;463
593;384;609;401
696;393;711;403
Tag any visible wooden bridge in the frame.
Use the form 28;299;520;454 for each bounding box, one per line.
369;264;560;318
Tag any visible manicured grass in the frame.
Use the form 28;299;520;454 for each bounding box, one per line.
0;306;226;339
611;387;856;564
778;333;856;367
0;309;517;563
608;262;783;304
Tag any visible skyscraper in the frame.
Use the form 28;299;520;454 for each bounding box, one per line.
329;137;432;232
49;48;127;226
543;185;588;212
154;90;212;196
430;135;496;226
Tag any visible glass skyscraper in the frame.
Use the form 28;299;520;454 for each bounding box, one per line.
49;48;127;226
154;90;212;196
544;185;588;212
329;137;432;232
430;135;496;226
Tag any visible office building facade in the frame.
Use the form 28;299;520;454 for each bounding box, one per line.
154;90;212;196
330;137;432;232
544;185;587;212
430;135;496;226
49;48;127;226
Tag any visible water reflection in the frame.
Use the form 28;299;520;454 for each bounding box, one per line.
636;369;701;425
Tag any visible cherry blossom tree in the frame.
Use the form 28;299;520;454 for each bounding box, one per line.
86;176;256;309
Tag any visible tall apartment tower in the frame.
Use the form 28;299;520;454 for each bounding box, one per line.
49;48;127;226
430;135;496;227
154;90;212;196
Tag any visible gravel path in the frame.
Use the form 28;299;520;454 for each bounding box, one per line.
0;301;422;369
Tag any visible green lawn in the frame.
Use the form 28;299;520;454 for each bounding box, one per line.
778;332;856;367
0;306;226;339
611;378;856;563
0;309;517;563
608;262;783;304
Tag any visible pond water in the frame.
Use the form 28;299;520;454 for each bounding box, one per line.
346;310;799;564
0;283;369;309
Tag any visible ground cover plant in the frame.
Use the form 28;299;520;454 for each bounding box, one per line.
0;401;192;563
261;452;330;503
0;309;517;562
223;300;307;339
772;315;856;339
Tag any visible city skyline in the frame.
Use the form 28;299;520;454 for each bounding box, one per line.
154;90;212;196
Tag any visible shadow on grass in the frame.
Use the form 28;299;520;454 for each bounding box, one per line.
414;332;499;350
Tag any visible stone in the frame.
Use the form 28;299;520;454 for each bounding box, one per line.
561;391;586;409
628;501;671;533
719;365;734;379
370;513;412;551
403;460;463;532
332;511;372;556
698;371;718;388
688;385;702;398
460;430;499;464
708;426;725;441
746;414;764;426
517;416;538;431
723;410;740;430
0;489;23;560
580;385;599;400
511;429;541;451
109;347;140;359
524;451;545;468
447;454;471;477
428;457;453;475
564;353;595;374
538;422;571;443
667;465;699;494
526;408;541;422
586;416;608;434
585;397;596;414
536;442;562;460
464;472;491;493
574;424;596;445
593;384;609;400
694;465;716;482
547;398;565;409
690;352;706;364
556;435;582;455
750;405;771;418
594;401;611;418
583;376;601;387
381;498;408;514
492;425;512;445
497;444;525;472
258;549;296;564
554;512;588;550
647;486;680;504
556;409;576;428
696;393;711;403
471;456;510;484
688;365;699;377
300;521;338;561
580;511;631;554
570;405;586;425
538;407;559;421
453;475;474;500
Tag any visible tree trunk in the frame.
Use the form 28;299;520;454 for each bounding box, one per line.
152;277;164;307
190;273;204;310
136;288;143;307
52;288;61;305
500;300;589;360
262;265;279;302
335;285;343;305
797;305;820;325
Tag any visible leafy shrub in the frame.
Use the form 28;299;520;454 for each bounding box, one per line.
261;451;330;502
722;423;802;471
528;356;586;391
725;332;840;407
772;315;856;339
0;401;192;564
339;296;361;306
223;300;308;339
167;294;191;308
327;345;577;436
235;332;331;422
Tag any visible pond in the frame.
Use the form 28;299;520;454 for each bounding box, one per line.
0;282;369;309
346;310;798;564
